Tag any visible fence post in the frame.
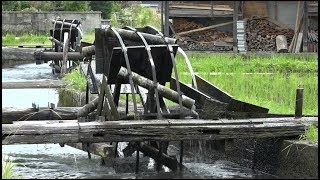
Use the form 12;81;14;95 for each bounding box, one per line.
295;88;303;118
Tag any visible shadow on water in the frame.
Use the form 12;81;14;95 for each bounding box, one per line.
2;63;279;179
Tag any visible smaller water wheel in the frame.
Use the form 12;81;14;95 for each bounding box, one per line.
49;18;83;74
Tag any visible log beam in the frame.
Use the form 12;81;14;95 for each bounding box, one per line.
118;67;196;110
2;117;314;145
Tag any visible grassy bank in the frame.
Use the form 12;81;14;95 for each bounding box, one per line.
175;53;318;115
2;31;96;46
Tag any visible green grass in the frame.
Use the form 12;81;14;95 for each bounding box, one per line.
83;30;95;44
2;31;96;46
175;53;318;74
2;155;18;179
62;66;87;92
299;124;318;143
2;33;51;46
174;52;318;115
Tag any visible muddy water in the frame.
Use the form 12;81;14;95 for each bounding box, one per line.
2;63;278;179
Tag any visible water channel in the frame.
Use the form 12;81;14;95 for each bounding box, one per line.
2;62;278;179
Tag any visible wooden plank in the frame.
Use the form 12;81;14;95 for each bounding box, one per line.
295;32;303;53
170;5;233;11
2;107;81;124
170;77;216;109
177;21;233;36
169;9;234;18
233;1;239;52
2;80;65;89
2;117;311;145
228;99;269;113
195;75;233;103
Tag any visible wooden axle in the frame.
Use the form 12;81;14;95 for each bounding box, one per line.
34;51;84;61
118;67;196;110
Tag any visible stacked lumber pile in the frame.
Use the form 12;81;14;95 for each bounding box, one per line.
246;17;294;52
173;18;233;51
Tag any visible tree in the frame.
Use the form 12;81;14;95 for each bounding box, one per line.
62;1;90;11
89;1;120;19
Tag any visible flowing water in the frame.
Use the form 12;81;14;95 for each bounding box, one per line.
2;62;278;179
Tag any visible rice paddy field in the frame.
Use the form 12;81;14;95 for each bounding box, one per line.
174;53;318;115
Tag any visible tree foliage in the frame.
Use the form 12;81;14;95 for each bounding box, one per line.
62;1;90;11
89;1;120;19
111;3;161;29
2;1;90;11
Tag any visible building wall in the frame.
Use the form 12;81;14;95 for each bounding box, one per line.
2;11;102;35
266;1;302;29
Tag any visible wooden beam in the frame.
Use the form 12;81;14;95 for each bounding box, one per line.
233;1;239;52
274;1;278;20
164;1;169;37
295;32;303;53
170;5;233;11
118;67;196;110
2;117;314;145
302;1;308;52
176;21;233;36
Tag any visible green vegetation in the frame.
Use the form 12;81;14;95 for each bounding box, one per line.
111;4;161;29
2;33;51;45
2;30;96;45
300;124;318;143
2;1;90;11
2;155;18;179
62;66;87;92
175;53;318;115
90;1;120;19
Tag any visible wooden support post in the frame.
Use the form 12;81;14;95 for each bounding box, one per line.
295;88;304;119
161;1;164;33
126;94;129;115
274;1;278;20
302;1;308;52
135;142;140;174
233;1;239;52
164;1;169;37
156;142;163;171
62;32;69;75
85;82;89;104
179;140;184;171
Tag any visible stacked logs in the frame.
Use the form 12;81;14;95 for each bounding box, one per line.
246;17;294;52
173;18;233;51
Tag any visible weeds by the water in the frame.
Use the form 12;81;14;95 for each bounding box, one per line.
299;124;318;143
2;155;18;179
62;66;87;92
